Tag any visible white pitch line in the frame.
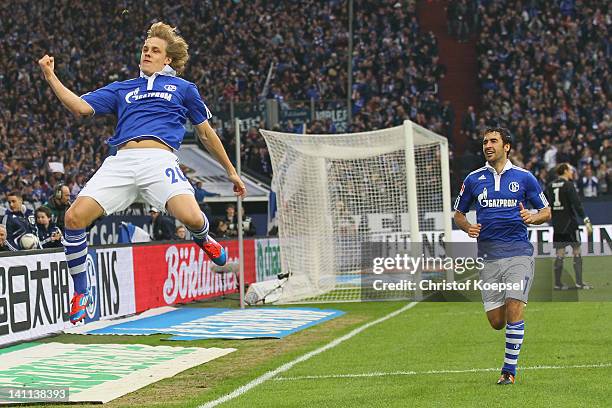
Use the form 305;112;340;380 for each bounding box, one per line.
274;363;612;381
199;302;419;408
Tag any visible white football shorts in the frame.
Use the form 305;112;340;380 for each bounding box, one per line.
479;255;535;312
78;148;195;215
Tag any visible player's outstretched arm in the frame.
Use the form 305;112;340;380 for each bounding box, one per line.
195;121;247;198
38;55;93;117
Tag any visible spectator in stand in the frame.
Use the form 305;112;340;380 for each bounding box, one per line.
596;162;609;194
579;166;598;198
238;208;258;237
463;0;610;195
447;0;474;42
462;106;478;135
70;174;86;201
34;206;62;249
0;224;19;252
5;191;36;234
175;225;187;240
0;213;24;251
149;207;177;241
216;204;238;238
213;219;230;239
193;181;220;203
215;203;256;238
42;184;71;232
537;168;549;191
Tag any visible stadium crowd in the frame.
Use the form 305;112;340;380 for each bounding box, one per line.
1;0;451;207
0;0;609;247
460;0;610;196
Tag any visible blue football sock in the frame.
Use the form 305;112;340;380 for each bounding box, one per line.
188;212;210;245
62;228;89;294
502;320;525;376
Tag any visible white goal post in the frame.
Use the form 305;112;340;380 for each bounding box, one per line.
260;120;452;303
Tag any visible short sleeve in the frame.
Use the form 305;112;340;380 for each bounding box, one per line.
454;176;474;213
525;173;549;209
184;83;212;125
81;82;118;115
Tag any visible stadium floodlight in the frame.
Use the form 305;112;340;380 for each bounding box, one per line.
260;120;452;303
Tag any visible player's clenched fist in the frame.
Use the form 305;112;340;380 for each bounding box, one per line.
468;223;481;238
228;173;247;198
38;55;55;78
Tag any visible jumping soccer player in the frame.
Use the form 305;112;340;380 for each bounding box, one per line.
453;127;551;385
545;163;593;290
38;22;246;324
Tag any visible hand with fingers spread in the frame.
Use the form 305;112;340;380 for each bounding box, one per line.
468;223;482;238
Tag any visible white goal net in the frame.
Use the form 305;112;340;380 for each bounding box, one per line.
260;120;452;303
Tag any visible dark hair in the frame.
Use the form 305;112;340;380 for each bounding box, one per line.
35;206;52;218
556;163;571;176
483;127;513;157
7;191;22;198
226;203;236;210
483;127;512;145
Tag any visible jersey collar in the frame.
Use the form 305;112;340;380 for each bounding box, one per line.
485;158;513;175
139;64;177;79
139;65;177;90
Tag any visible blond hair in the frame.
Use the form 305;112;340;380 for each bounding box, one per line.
147;22;189;75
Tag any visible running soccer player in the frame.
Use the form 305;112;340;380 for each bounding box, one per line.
453;127;551;385
545;163;593;290
38;22;246;324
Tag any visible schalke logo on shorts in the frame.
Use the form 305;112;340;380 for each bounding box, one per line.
509;181;520;192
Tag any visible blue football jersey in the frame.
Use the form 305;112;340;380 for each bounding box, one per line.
81;65;211;150
454;160;549;258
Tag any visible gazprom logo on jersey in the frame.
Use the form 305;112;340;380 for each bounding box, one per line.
125;87;172;104
478;187;518;208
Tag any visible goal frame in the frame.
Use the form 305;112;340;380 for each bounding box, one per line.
260;120;454;303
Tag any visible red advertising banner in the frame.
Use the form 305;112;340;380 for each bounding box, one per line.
132;240;256;312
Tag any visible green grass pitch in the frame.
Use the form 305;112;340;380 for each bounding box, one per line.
30;257;612;407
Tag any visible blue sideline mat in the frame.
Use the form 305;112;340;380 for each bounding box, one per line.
85;307;344;340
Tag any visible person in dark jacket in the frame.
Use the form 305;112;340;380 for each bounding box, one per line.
0;224;19;251
6;191;36;234
149;207;177;241
217;203;257;237
35;206;63;249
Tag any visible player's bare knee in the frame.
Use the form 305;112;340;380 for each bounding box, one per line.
489;318;505;330
486;309;505;330
493;323;505;330
180;213;205;231
64;207;88;229
64;208;78;229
